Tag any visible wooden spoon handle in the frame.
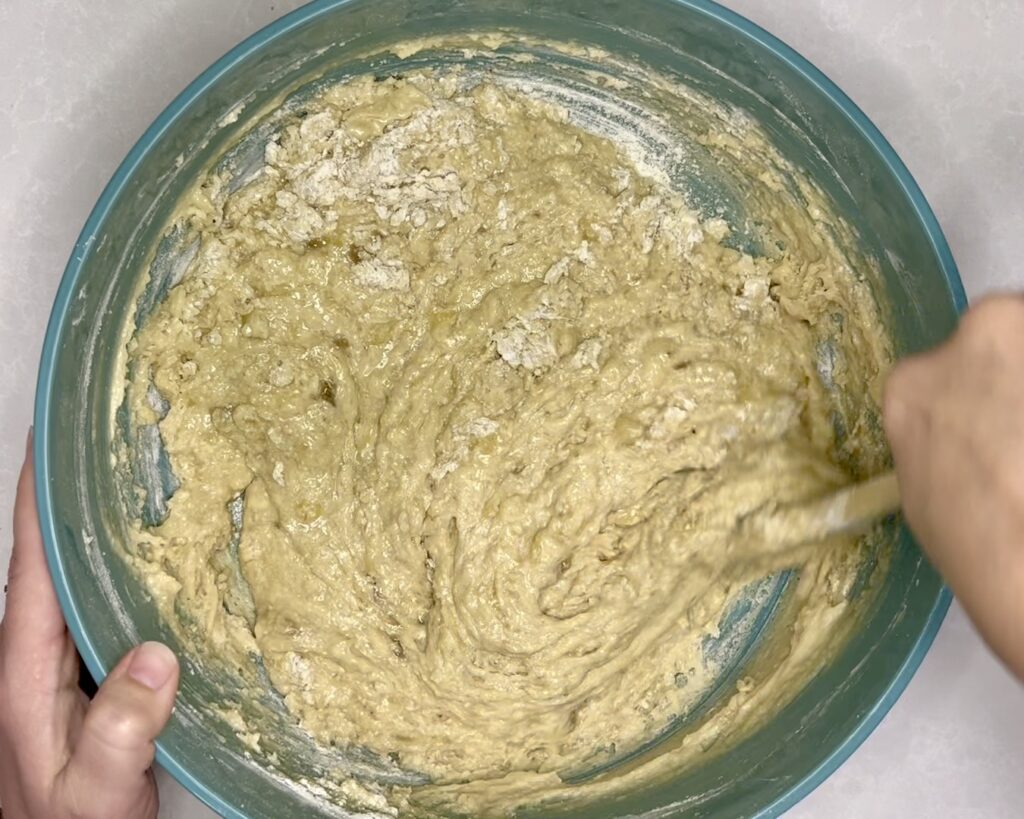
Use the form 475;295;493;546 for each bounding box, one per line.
806;471;901;537
739;471;901;553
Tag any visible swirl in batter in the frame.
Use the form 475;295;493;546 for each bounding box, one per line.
122;66;890;815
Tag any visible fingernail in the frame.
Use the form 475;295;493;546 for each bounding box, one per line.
26;426;33;454
127;642;177;691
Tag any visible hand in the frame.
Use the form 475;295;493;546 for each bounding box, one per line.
0;434;180;818
884;295;1024;680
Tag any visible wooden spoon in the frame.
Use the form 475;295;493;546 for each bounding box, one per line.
736;471;901;556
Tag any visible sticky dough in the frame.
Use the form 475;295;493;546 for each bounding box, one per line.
123;67;891;815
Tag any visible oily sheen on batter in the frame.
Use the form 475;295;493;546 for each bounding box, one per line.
122;67;890;813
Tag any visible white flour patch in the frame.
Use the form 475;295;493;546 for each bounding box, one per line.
354;258;410;291
494;315;558;372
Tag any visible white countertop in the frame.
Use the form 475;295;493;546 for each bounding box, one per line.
1;1;1021;816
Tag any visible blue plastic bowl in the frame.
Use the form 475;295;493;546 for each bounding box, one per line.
34;1;964;816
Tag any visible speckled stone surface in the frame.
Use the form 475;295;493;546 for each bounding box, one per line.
0;2;1021;817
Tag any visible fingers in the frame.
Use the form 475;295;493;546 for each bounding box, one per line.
883;351;939;465
4;433;179;818
884;296;1024;679
3;432;68;660
60;642;179;819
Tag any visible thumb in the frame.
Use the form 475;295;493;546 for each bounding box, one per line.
60;642;179;818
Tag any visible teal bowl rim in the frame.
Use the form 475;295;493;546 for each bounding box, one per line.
33;0;965;817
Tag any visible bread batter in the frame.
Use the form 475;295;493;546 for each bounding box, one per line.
121;65;891;816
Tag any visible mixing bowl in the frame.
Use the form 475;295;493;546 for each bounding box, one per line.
34;0;965;816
